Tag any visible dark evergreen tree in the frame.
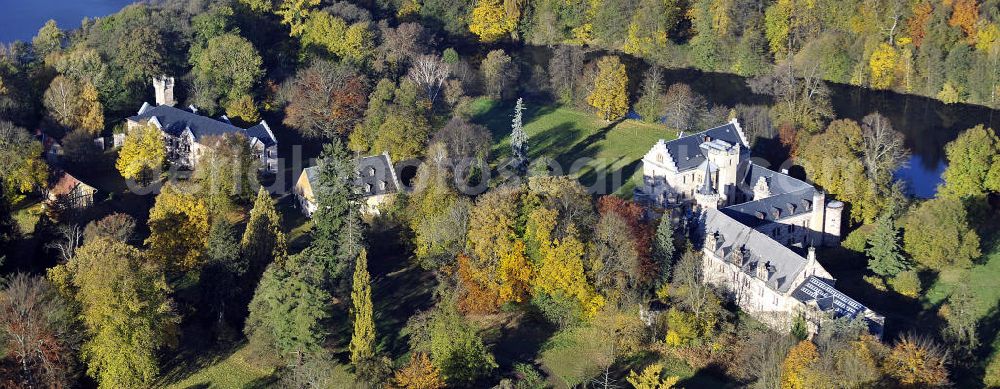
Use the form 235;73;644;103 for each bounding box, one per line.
653;215;675;285
241;187;286;282
244;253;330;357
309;139;363;282
198;219;245;334
866;214;909;278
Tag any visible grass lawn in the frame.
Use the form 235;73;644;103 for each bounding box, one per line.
470;98;677;196
923;244;1000;319
161;344;278;389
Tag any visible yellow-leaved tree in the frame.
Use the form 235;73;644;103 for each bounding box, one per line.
626;363;680;389
115;123;165;184
532;220;604;318
393;352;444;389
587;56;629;121
497;239;532;304
349;248;375;366
224;94;260;127
146;185;210;272
780;340;827;389
869;43;898;90
468;0;518;42
80;81;104;134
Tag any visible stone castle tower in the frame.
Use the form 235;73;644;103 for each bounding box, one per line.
152;75;176;106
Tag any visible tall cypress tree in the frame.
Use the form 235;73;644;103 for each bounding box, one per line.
510;97;528;174
866;214;909;278
310;139;363;281
241;187;287;282
349;248;375;365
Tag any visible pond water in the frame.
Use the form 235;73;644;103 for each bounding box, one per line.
0;0;134;43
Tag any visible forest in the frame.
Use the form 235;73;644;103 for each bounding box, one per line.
0;0;999;388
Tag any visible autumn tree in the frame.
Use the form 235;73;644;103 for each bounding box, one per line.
32;19;64;60
481;49;516;99
192;33;263;113
393;353;444;389
587;56;629;121
115;122;165;184
902;197;981;270
0;121;47;195
224;94;260;126
407;54;450;105
635;66;665;122
146;185;210;272
798;119;882;223
468;0;519;42
662;83;707;131
300;11;374;64
350;248;375;365
79;82;104;133
43;75;81;129
949;0;979;43
869;43;898;89
427;307;497;386
939;283;979;349
780;340;827;389
277;0;320;36
71;238;179;389
860;112;909;188
626;363;680;389
282;60;368;139
0;274;79;388
548;45;585;104
939;125;1000;199
194;133;260;215
883;334;950;387
82;213;135;244
241;187;287;282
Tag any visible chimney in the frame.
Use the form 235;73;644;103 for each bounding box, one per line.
152;76;176;106
807;247;817;262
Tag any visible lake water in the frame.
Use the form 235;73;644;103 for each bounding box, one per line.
0;0;134;43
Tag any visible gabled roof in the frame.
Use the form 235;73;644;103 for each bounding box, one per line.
128;104;275;146
722;187;817;228
737;162;811;196
358;153;400;196
705;209;808;293
49;171;95;197
302;153;401;199
791;276;868;320
661;120;748;172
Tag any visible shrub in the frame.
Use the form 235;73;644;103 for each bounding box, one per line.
889;270;921;298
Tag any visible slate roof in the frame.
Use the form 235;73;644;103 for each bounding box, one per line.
303;153;401;199
721;162;817;227
791;276;868;320
722;188;817;227
662;121;748;172
705;209;808;293
128;104;275;146
358;153;400;196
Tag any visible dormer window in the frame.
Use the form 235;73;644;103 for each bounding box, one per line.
787;203;796;213
801;199;812;210
771;207;781;219
379;180;386;190
365;183;372;193
368;166;376;176
755;211;765;219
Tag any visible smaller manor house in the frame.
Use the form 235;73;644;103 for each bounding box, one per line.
638;119;884;337
293;152;402;217
125;76;278;173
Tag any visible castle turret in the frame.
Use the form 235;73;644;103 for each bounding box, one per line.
694;162;721;209
824;200;844;246
809;190;826;246
153;75;176;106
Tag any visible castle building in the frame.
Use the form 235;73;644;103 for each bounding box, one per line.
638;119;883;337
125;76;278;173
